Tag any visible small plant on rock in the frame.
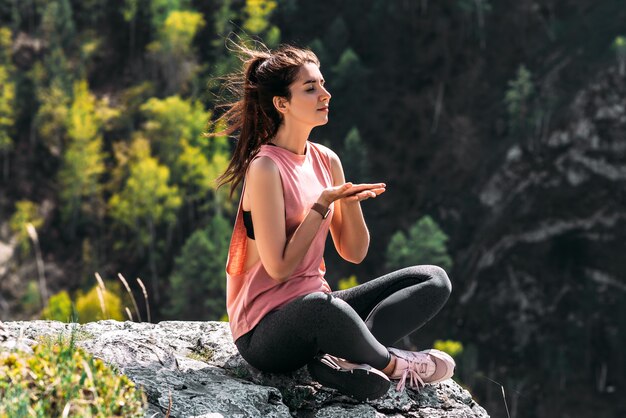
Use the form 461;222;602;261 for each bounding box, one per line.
0;326;146;417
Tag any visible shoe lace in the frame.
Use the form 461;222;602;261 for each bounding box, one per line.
395;358;426;391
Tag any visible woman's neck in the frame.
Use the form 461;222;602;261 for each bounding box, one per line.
271;121;312;155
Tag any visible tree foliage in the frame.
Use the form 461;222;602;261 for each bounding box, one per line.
342;126;369;181
58;81;114;227
166;214;230;320
504;64;535;134
108;138;182;250
140;95;209;165
74;283;125;323
386;216;453;271
243;0;277;34
147;9;205;94
41;290;73;322
0;27;15;177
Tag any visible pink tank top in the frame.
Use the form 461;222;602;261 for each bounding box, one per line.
226;141;334;341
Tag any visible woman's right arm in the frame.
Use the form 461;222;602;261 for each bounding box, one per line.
247;156;355;283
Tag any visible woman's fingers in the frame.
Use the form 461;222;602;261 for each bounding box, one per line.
321;182;386;204
345;183;385;194
343;187;386;202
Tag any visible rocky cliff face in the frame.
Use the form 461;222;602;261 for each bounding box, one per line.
450;64;626;415
1;320;489;417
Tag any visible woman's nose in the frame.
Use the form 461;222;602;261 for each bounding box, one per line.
321;87;331;101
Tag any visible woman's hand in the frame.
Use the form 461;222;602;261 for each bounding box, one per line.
318;182;386;207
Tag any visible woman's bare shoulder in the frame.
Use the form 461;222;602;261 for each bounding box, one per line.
248;155;279;174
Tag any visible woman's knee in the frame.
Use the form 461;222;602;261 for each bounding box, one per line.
403;265;451;300
425;265;452;299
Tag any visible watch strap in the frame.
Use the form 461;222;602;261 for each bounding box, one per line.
311;202;330;219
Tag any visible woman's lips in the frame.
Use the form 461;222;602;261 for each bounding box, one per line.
317;107;329;112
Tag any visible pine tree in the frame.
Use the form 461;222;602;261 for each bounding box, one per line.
166;214;230;320
386;216;453;271
342;126;369;182
504;64;534;135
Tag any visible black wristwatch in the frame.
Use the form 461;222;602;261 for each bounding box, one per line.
311;202;331;219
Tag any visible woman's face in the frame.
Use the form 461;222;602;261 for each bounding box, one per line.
280;62;331;127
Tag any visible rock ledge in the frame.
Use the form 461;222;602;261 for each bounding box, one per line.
1;320;489;417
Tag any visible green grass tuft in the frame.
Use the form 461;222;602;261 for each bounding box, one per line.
0;326;146;417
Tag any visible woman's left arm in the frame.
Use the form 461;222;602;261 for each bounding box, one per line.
328;150;385;264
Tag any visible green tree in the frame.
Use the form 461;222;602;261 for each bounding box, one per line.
109;138;182;302
243;0;276;33
41;290;73;322
324;16;349;58
58;81;115;231
33;74;70;156
386;216;453;271
332;47;366;89
308;38;330;68
0;28;15;180
41;0;75;50
140;95;209;166
342;126;369;181
147;10;205;94
166;214;230;320
149;0;189;31
178;139;229;205
40;0;75;93
140;95;231;213
504;64;534;134
74;282;125;323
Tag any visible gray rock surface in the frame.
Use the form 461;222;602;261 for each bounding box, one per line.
0;320;489;418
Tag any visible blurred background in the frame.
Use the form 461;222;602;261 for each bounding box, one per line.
0;0;625;417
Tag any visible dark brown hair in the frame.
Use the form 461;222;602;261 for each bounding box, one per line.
210;42;320;196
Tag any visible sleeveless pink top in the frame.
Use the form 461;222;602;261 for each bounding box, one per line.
226;141;334;341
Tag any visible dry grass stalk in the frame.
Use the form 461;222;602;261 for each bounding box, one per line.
26;222;48;308
95;286;107;319
479;374;511;418
124;307;134;321
94;272;106;291
136;278;151;323
61;401;71;418
117;273;142;322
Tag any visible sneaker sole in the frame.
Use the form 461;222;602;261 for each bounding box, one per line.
308;360;390;402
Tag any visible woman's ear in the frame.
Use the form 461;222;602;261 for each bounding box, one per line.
273;96;289;114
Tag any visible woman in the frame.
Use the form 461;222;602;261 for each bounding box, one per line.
214;43;455;401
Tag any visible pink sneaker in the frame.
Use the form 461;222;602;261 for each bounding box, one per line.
388;348;456;391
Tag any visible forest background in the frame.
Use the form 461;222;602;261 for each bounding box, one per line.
1;1;625;417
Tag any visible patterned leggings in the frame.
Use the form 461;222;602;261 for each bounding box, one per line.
235;265;452;373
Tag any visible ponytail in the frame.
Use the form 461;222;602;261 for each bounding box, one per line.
210;42;320;197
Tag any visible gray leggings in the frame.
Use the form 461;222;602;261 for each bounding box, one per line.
235;265;452;373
